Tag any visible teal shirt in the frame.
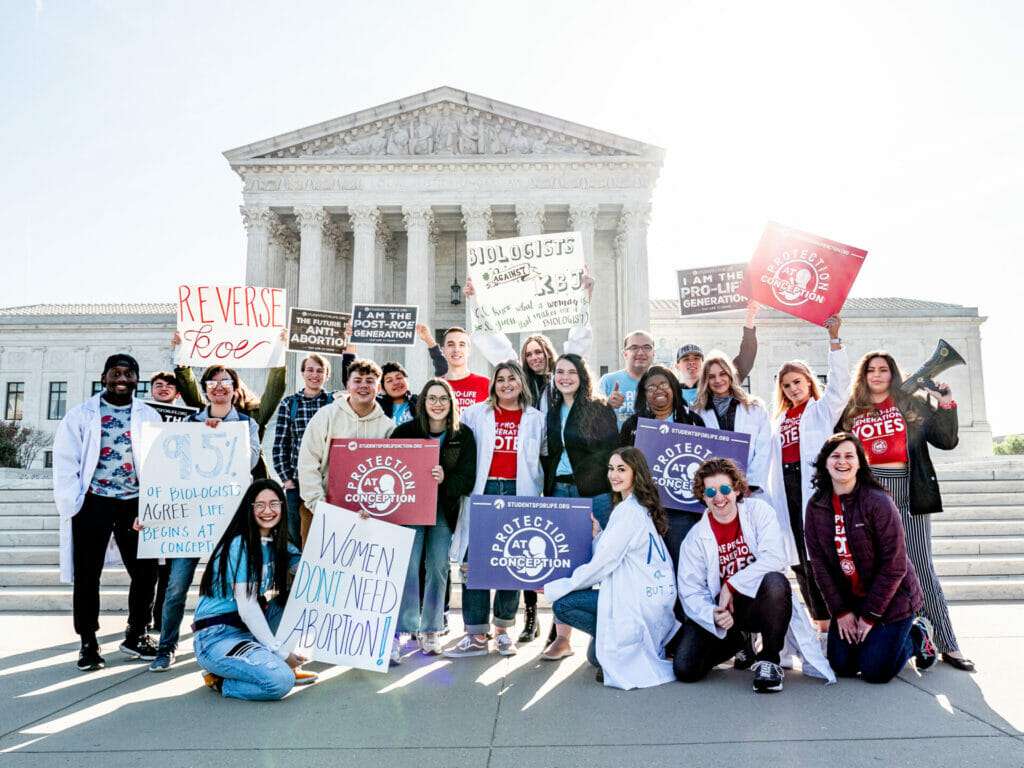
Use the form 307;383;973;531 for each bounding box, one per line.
555;403;574;476
194;536;300;620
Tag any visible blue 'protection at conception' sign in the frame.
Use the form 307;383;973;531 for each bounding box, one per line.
466;495;593;590
634;418;751;512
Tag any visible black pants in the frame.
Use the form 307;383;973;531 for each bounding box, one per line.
72;493;158;641
663;510;702;629
673;571;792;682
152;561;171;630
783;462;829;621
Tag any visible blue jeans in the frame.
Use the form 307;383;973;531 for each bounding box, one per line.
827;615;914;684
193;600;294;701
552;483;613;529
398;513;453;634
553;589;600;667
462;479;521;635
156;557;200;654
285;488;302;549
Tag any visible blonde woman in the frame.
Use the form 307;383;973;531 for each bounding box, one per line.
693;354;771;491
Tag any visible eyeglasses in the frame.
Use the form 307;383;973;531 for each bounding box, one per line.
644;381;674;394
425;395;451;405
626;344;654;353
703;484;733;499
205;379;234;390
253;501;282;512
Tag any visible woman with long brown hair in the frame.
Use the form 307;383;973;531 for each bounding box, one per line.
542;447;679;689
837;351;973;671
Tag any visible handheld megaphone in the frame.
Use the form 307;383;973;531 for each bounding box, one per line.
900;339;966;396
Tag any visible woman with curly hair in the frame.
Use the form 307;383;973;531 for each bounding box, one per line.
675;458;834;692
837;351;973;671
542;447;679;689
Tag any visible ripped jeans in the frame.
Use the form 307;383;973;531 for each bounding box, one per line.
192;601;294;701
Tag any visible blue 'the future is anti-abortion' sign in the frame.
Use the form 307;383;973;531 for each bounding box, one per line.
467;495;592;590
634;418;751;513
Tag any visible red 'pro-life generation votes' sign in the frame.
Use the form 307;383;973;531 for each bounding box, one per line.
742;224;867;326
326;439;439;526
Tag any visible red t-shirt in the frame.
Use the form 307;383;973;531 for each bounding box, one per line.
449;373;490;412
780;400;808;464
488;406;522;479
850;397;908;465
833;494;865;597
708;513;756;584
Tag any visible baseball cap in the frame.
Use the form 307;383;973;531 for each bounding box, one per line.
676;344;704;361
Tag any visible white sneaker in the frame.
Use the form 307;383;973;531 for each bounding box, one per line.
443;635;490;658
496;633;518;656
420;632;442;655
390;637;402;666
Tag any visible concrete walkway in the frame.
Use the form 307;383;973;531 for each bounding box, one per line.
0;604;1021;767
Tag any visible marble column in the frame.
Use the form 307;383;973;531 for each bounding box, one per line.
241;205;273;287
618;202;651;333
294;205;327;310
461;203;493;375
375;218;394;304
569;203;599;272
349;205;380;361
403;204;434;387
267;219;291;290
514;201;545;236
323;219;345;311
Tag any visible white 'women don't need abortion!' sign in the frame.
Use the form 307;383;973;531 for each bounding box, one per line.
136;421;249;559
275;503;415;672
467;231;589;334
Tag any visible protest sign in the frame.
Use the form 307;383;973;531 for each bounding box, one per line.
326;438;439;525
136;421;249;558
176;284;286;366
741;223;867;326
466;495;592;590
634;418;751;512
143;401;199;423
466;231;589;334
349;304;417;347
287;307;351;357
276;503;414;672
677;263;749;315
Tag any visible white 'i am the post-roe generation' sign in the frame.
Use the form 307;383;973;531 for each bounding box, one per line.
136;421;250;559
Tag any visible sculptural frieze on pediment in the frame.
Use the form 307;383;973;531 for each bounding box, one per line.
256;103;631;159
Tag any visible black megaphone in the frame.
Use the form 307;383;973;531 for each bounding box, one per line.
899;339;966;396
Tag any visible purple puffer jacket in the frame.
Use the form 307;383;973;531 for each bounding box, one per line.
805;483;924;625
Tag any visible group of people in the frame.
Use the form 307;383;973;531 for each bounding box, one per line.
53;292;975;701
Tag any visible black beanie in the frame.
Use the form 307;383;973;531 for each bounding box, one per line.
102;353;140;378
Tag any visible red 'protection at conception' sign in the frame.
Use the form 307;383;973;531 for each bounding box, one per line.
740;223;868;326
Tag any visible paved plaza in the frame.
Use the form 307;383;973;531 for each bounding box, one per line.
0;603;1021;767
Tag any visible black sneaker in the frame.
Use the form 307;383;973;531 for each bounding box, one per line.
733;634;756;670
120;634;159;661
751;660;784;693
77;643;105;672
911;617;937;671
595;667;604;684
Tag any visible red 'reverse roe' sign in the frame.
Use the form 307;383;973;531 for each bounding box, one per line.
177;284;286;367
326;439;440;526
742;223;867;326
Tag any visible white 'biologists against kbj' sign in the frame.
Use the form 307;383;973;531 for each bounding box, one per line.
466;231;589;334
275;504;414;673
136;421;249;559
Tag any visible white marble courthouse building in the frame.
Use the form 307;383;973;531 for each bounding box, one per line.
0;88;995;462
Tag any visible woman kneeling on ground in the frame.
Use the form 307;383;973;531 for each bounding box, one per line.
192;479;315;701
804;433;937;683
542;447;679;689
675;458;835;693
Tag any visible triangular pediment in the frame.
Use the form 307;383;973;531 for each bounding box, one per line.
224;86;661;163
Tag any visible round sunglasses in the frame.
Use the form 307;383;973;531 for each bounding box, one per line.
703;484;733;499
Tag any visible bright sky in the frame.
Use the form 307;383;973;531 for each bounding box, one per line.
1;1;1021;433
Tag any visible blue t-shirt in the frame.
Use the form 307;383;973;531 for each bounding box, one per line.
194;536;274;621
599;369;640;428
89;398;139;499
556;403;574;476
680;385;698;406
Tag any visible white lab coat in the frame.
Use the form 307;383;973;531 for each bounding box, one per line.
546;495;680;690
52;395;161;584
695;399;771;489
677;497;836;683
765;344;851;565
449;402;545;562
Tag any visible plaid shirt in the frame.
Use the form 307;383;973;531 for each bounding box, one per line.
272;389;333;483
